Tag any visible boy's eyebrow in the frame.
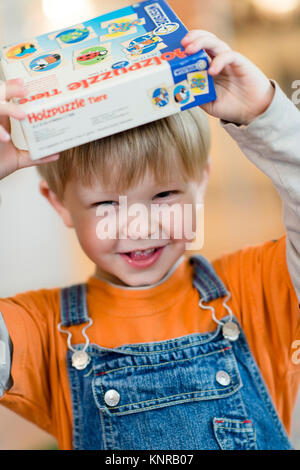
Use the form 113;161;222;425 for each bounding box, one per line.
84;181;184;194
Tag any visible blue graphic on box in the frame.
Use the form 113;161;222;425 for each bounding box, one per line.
126;32;162;56
5;0;216;108
30;53;61;72
56;28;90;44
144;3;179;35
112;60;130;69
108;18;144;34
173;85;190;105
152;87;169;107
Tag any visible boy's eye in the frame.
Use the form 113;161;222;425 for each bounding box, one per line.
94;201;118;206
154;190;179;199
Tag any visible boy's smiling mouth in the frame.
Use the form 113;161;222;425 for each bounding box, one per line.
118;244;168;269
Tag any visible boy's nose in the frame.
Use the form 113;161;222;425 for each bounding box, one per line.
119;209;160;241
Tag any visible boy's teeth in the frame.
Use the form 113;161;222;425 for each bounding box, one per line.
135;248;155;255
128;248;156;259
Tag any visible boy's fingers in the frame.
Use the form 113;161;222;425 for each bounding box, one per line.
181;30;216;46
183;35;231;57
0;101;26;120
16;152;60;171
208;51;245;75
34;154;60;165
6;82;28;101
0;124;11;142
0;79;27;101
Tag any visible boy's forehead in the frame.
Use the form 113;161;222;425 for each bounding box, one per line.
71;166;188;195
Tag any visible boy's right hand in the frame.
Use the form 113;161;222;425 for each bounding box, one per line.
0;78;60;180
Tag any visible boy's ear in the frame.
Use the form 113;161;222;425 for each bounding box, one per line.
195;159;212;204
39;179;74;228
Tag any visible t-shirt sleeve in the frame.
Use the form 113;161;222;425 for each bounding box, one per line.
0;312;13;394
0;289;57;435
212;235;300;378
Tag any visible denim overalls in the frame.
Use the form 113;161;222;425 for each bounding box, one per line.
58;254;293;450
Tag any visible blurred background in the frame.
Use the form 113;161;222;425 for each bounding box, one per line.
0;0;299;450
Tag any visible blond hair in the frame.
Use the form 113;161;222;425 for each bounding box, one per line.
37;107;211;200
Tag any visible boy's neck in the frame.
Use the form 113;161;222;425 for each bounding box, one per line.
93;255;186;290
94;267;129;287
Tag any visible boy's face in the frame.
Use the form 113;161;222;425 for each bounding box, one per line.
41;163;210;287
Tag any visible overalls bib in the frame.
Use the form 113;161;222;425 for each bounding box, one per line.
58;254;293;450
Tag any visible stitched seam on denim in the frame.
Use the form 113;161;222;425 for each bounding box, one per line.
91;376;107;446
101;385;238;410
253;426;257;444
108;335;220;353
73;332;225;354
67;353;82;450
194;268;227;299
75;317;232;353
223;346;248;419
238;329;292;444
193;270;217;297
107;392;242;416
94;346;232;376
193;272;216;299
75;367;83;450
98;408;107;450
83;367;93;378
215;426;254;432
191;256;228;299
99;380;115;449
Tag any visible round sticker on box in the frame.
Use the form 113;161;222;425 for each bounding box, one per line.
174;85;190;105
196;59;208;71
154;23;179;35
6;43;37;60
152;88;169;107
56;28;90;44
76;46;108;66
29;53;61;72
127;33;160;55
112;60;129;69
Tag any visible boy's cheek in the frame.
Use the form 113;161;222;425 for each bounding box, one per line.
160;203;198;243
74;219;117;258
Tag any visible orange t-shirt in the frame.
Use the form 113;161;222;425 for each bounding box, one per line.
0;235;299;450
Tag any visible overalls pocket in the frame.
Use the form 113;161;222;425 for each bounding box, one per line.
91;342;242;416
90;340;249;449
213;417;257;450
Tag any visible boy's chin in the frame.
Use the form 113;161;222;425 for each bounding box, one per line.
115;271;165;288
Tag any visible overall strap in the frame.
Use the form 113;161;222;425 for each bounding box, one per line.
189;254;228;302
60;283;90;326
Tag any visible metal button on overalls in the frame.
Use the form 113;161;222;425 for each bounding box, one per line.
216;370;231;386
104;389;120;406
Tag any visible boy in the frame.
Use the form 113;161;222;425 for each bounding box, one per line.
0;30;299;450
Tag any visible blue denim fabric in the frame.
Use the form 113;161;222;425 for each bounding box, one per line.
58;255;293;450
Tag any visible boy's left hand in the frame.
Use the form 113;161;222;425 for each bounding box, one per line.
181;30;275;126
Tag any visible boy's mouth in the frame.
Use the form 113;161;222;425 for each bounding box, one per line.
118;246;166;268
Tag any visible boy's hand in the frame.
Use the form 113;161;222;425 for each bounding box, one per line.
0;79;60;180
181;31;275;125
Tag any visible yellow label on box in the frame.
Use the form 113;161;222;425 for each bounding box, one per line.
188;71;209;96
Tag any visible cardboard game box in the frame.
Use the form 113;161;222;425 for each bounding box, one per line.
0;0;217;160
